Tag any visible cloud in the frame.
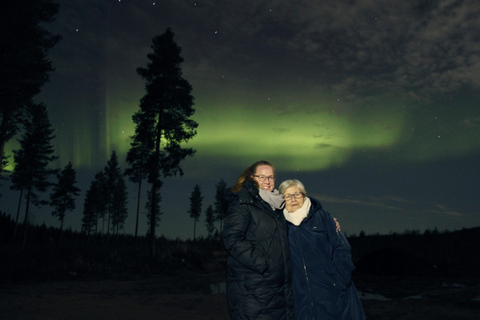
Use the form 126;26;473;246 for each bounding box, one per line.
314;194;405;211
70;0;480;104
188;0;480;101
430;203;464;217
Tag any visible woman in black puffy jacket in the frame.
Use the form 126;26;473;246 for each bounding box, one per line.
223;160;294;320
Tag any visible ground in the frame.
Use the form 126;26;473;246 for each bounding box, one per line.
1;273;479;319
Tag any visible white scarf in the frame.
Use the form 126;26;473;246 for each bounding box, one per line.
259;188;285;210
283;197;311;226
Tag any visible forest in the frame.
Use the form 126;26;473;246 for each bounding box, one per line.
1;1;200;257
2;210;480;284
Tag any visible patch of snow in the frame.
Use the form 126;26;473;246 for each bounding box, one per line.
441;282;466;288
358;291;392;301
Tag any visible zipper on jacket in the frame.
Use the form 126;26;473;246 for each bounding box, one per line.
295;226;315;319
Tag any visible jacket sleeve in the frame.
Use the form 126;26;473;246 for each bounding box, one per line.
324;211;355;289
223;197;269;274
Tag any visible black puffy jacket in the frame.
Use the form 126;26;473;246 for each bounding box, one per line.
223;180;294;320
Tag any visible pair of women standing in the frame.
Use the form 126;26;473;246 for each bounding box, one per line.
223;160;365;320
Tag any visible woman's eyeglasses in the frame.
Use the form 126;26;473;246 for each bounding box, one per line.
252;175;275;182
283;193;304;201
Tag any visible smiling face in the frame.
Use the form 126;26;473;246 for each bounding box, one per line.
252;165;275;192
283;185;305;213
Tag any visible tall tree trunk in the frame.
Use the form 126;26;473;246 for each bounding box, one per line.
22;185;32;249
149;186;155;256
13;188;23;244
102;215;105;234
59;199;67;244
148;183;160;257
107;208;111;235
149;115;163;258
134;179;142;252
193;219;196;241
60;215;64;244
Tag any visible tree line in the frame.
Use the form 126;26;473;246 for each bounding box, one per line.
0;1;205;257
81;156;229;247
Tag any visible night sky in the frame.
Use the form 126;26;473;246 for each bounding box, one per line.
3;0;480;239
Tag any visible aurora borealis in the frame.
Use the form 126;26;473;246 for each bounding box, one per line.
2;0;480;239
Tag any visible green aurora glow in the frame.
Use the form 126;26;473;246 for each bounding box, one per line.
4;87;480;174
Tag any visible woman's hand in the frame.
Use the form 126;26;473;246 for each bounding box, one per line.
334;218;341;232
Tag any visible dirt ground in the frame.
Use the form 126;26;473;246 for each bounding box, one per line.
1;273;479;320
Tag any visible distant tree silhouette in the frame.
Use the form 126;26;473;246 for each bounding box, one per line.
82;171;108;237
82;181;98;236
204;204;215;239
50;162;80;243
95;171;109;234
214;179;228;236
133;28;198;257
103;151;128;235
188;184;203;240
111;173;128;234
0;0;61;173
10;103;58;248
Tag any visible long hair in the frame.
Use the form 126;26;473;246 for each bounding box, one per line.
231;160;274;193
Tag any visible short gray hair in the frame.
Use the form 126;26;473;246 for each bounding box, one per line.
278;179;307;196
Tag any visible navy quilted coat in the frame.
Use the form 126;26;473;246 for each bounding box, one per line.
288;196;365;320
223;180;295;320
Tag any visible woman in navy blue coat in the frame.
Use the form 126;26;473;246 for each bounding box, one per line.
278;179;365;320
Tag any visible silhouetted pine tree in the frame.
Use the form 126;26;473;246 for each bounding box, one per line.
111;174;128;234
82;181;98;236
214;179;228;236
205;205;215;239
82;171;108;237
133;28;198;256
188;184;203;240
103;151;127;235
50;161;80;243
10;103;58;248
0;0;61;173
